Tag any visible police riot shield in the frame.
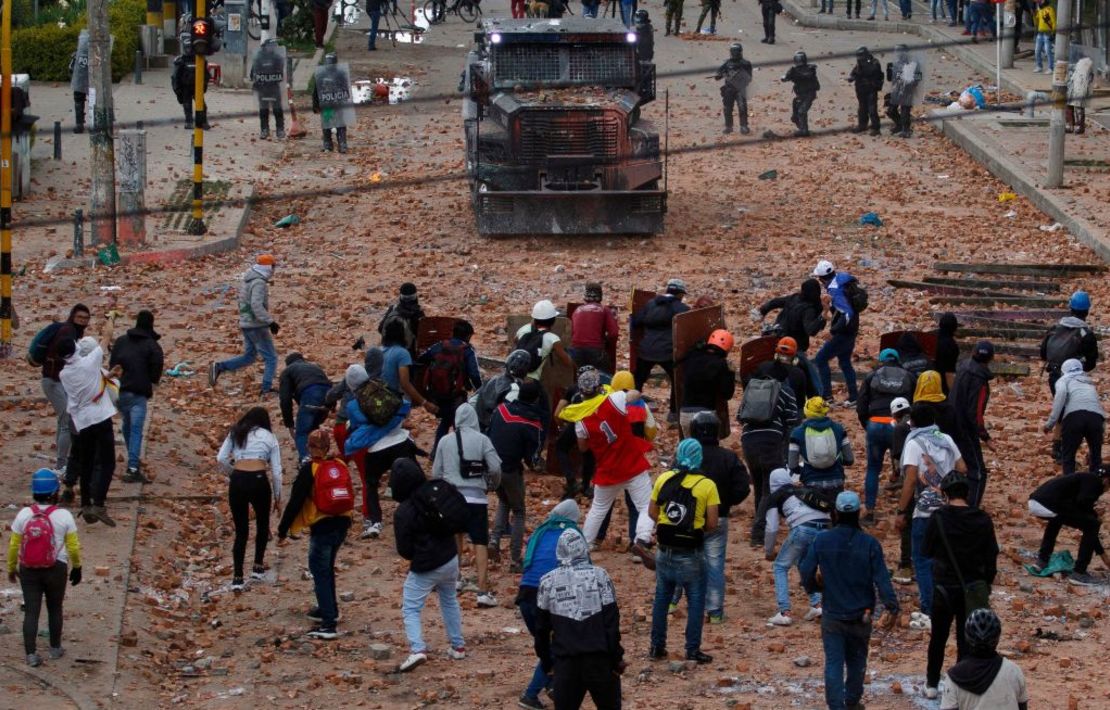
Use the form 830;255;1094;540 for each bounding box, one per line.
251;43;287;111
722;60;753;99
314;62;356;130
71;30;90;93
888;50;926;106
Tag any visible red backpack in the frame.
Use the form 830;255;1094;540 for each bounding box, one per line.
312;459;355;516
19;505;58;569
423;340;468;401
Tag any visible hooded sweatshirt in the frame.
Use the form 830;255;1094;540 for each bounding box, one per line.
934;313;961;392
693;434;750;515
432;403;503;504
41;307;88;381
521;499;581;590
390;458;458;573
488;397;546;472
913;371;959;437
535;529;623;670
278;354;332;428
759;281;826;352
1045;359;1105;428
761;468;831;557
923;504;998;588
951;357;993;443
110;326;164;398
943;653;1025;704
857;361;916;425
60;342;116;432
238;267;273;329
631;294;689;362
681;345;736;410
1040;315;1099;372
896;333;932;375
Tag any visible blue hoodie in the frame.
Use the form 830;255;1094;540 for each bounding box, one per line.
788;416;853;487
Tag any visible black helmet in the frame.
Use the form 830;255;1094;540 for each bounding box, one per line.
689;411;720;443
793;51;807;66
895;43;909;56
730;43;743;58
325;52;338;65
634;8;649;22
855;46;870;58
939;472;969;496
965;609;1002;653
506;349;532;378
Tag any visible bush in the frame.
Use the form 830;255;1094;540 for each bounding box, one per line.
11;0;146;82
278;0;316;47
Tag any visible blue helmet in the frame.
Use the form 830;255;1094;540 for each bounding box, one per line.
1070;290;1091;311
32;468;60;496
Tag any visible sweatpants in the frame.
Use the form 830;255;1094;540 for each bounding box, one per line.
927;584;968;687
553;652;622;710
67;418;116;508
1060;410;1104;476
229;470;272;578
20;562;67;655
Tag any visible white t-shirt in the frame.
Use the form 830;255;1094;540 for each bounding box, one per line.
900;428;961;519
940;659;1028;710
12;505;78;566
515;324;561;380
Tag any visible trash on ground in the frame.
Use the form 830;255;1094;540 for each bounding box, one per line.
997;192;1017;203
274;214;301;228
1039;222;1064;232
758;169;778;180
859;212;883;227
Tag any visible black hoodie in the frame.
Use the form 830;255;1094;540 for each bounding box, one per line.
110;327;164;398
951;357;993;442
896;332;933;376
934;313;960;392
760;280;826;352
947;652;1006;696
694;438;750;516
923;504;999;587
390;458;458;573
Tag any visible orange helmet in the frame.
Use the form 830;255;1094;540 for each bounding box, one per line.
707;329;734;352
776;337;798;357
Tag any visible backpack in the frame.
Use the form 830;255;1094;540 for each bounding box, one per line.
1044;325;1084;367
514;327;548;373
312;459;355;516
414;479;470;534
655;471;704;549
424;340;468;401
794;486;835;514
27;322;64;367
872;365;913;396
356;379;403;426
738;377;781;425
19;505;58;569
804;425;839;469
842;278;869;313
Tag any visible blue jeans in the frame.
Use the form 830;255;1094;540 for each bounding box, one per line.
651;547;706;653
864;421;893;510
931;0;946;18
945;0;956;21
619;0;634;25
368;9;381;47
773;524;824;613
307;519;350;627
402;556;465;653
898;0;911;17
1035;33;1054;70
704;519;728;615
582;1;599;17
518;594;554;699
294;384;329;459
821;616;872;709
219;326;278;393
814;333;858;401
911;516;934;615
117;391;148;470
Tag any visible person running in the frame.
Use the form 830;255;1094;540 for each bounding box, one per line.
535;528;625;709
488;380;546;572
889;397;915;585
216;407;283;591
37;304;91;478
377;282;425;356
470;349;536;432
631;279;691;423
276;429;354;640
761;468;829;627
417;320;482;451
569;283;619;373
811;260;862;406
390;458;467;673
1028;467;1110;586
109;309;163;483
59;336;118;527
647;439;718;664
951;341;994;507
789;396;854;494
940;609;1028;710
210;254;279;396
8;469;83;668
433;403;502;607
678;329;735;436
747;336;813;401
921;472;998;699
856;348;917;525
516;499;581;710
1043;358;1105;475
278;352;332;460
382;318;439;417
757;279;826;354
515;300;574;382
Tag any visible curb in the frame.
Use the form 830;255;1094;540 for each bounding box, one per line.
936;110;1110;263
0;662;101;710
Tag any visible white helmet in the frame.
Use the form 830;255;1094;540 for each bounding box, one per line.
532;299;559;320
890;397;911;416
812;260;835;278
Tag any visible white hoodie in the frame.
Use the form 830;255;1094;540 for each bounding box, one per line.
60;341;116;432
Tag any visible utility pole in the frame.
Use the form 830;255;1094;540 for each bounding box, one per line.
1;0;13;358
1046;0;1071;188
187;0;208;235
88;0;117;245
1001;0;1015;68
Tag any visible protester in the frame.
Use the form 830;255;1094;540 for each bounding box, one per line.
758;280;826;354
1040;290;1098;395
811;260;861;406
516;500;580;709
922;472;998;699
216;407;283;591
390;458;467;672
889;397;915;585
417;320;482;450
278;352;332;460
1028;467;1110;586
276;430;354;639
789;396;854;494
210;255;279;396
8;469;82;668
378;282;425;356
631;279;690;422
488;380;546;572
748;336;813;400
59;337;118;527
1043;358;1105;475
382;318;439;416
646;439;718;664
310;0;330;47
569;283;618;373
678;329;735;436
940;609;1029;710
515;300;574;382
800;491;899;710
535;529;625;708
761;468;829;627
109;309;164;483
554;368;603;499
38;304;90;476
432;403;502;607
913;369;958;437
1032;0;1055;73
935;312;961;394
856;348;917;524
951;341;994;507
740;363;800;546
470;349;536;432
897;332;933;376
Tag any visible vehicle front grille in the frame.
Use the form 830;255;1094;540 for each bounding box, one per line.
518;111;621;162
493;46;561;84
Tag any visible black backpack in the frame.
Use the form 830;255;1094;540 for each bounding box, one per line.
413;479;469;534
655;471;704;549
1044;325;1084;368
871;365;913;396
514;327;547;373
794;486;835;514
843;278;869;314
738;377;781;425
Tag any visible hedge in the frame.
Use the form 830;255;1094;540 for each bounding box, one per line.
12;0;146;83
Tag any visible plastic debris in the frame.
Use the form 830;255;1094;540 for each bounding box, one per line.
1004;210;1017;218
997;192;1017;203
859;212;883;227
274;214;301;228
758;169;778;180
97;243;121;266
165;362;195;377
1039;223;1063;232
1024;550;1073;577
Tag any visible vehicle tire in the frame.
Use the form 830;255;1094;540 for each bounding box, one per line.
423;0;444;23
246;11;262;40
459;0;478;22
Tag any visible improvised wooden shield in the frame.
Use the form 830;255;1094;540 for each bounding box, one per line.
507;314;574;475
739;335;779;382
411;316;464;399
567;301;619;374
628;289;658;374
672;306;730;438
879;330;938;361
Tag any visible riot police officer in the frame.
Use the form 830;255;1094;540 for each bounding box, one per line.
886;44;924;138
848;46;884;136
715;43;752;134
312;53;354;153
69;30;90;134
782;51;820;137
664;0;684;35
251;39;287;140
695;0;721;34
171;11;211;130
634;9;655;63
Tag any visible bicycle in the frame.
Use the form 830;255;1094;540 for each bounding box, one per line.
422;0;482;25
245;0;262;40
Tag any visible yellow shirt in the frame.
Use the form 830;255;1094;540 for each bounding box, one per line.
651;469;720;531
1034;6;1055;33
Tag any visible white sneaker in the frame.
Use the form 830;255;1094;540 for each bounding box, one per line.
768;612;793;626
367;522;382;538
804;606;823;621
910;611;927;622
910;616;932;631
398;652;427;672
476;592;498;608
925;686;939;699
447;646;466;660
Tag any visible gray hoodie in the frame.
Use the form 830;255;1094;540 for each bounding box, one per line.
432;403;502;504
237;267;273;329
1045;360;1105;428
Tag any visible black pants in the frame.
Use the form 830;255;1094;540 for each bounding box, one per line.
742;431;784;540
1060;410;1104;476
553;652;621;710
73;91;86;128
898;502;913;568
927;584;968;687
322;127;349;150
20;562;67;654
259;104;285;133
362;439;416;524
67;418;115;508
958;436;987;508
557;424;595;492
229;470;272;578
761;3;776;40
695;1;718;31
1038;509;1104;573
856;90;880;130
791;94;815;133
722;91;749;131
888;104;913;135
633;358;676;415
845;0;860;15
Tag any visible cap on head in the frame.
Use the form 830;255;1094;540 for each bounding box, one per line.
879;348;900;364
532;299;558;321
890;397;911;416
812;260;835;278
665;278;687;295
32;468;60;496
793;50;807;65
1069;290;1091;312
973;340;995;362
256;253;276;266
585;282;603;302
775;336;798;358
611;370;634;391
707;329;734;352
835;491;861;513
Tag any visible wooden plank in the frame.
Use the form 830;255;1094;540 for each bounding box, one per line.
922;276;1062;292
947;314;1052;331
957;339;1040;359
739;335;778;382
929;295;1066;307
942;310;1065;323
673;306;730;438
958;326;1046;341
934;262;1107;277
989;362;1032;377
889;279;1021;297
